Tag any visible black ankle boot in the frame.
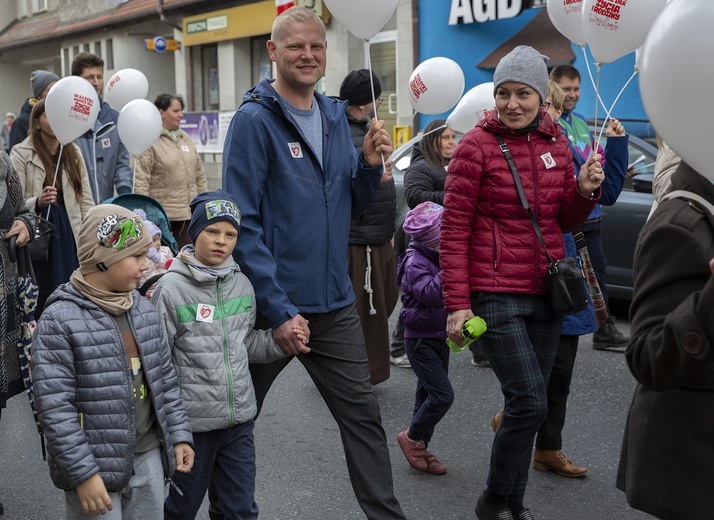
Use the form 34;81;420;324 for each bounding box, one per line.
593;316;629;350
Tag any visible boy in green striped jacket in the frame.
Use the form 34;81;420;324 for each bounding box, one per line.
152;189;309;520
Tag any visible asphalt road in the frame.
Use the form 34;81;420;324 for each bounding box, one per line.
0;306;653;520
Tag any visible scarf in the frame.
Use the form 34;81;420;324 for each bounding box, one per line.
162;128;181;140
70;270;133;316
178;245;237;283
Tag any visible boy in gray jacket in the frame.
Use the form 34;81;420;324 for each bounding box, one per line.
32;204;194;519
153;190;309;520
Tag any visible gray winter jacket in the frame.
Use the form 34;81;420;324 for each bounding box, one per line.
74;100;133;204
152;259;286;433
31;283;193;492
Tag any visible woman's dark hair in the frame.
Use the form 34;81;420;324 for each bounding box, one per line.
154;93;185;111
419;119;450;171
29;99;86;203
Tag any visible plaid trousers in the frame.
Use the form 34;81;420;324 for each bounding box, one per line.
472;292;563;503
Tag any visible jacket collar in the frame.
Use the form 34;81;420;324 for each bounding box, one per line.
479;107;559;139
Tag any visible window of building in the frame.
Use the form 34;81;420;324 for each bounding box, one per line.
83;43;90;53
251;35;272;86
105;39;114;69
73;45;79;58
31;0;46;13
94;41;102;58
62;48;70;76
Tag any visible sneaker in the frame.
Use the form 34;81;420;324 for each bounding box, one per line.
512;508;535;520
593;316;629;351
475;493;514;520
490;409;504;432
471;351;491;368
396;428;427;471
424;450;447;475
390;354;411;368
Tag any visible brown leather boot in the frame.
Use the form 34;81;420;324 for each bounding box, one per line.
533;449;588;478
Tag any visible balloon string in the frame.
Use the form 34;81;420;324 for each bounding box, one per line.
595;69;638;148
132;157;137;190
46;144;64;221
593;64;601;152
581;45;610;121
421;124;446;138
393;111;417;149
365;40;386;173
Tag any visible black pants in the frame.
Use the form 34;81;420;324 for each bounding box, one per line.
535;334;579;450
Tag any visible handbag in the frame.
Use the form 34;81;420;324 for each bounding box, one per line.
26;213;55;263
495;135;588;315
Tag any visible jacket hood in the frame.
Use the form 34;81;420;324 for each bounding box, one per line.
479;107;560;139
242;78;348;123
45;281;140;312
164;255;242;283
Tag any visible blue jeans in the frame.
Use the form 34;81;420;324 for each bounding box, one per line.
165;421;258;520
404;337;454;446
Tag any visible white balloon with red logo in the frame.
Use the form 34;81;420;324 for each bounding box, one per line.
104;68;149;111
446;82;495;133
547;0;587;46
117;99;162;157
44;76;100;145
408;57;465;115
323;0;399;41
582;0;667;64
639;0;712;177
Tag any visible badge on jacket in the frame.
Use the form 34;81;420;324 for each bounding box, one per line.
540;152;556;169
288;142;303;159
101;138;111;148
181;145;190;152
196;303;215;323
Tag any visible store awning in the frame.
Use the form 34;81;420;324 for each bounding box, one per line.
476;9;575;69
0;0;204;51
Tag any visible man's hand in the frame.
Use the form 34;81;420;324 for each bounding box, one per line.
274;314;311;355
577;153;604;197
174;442;195;473
3;219;30;246
446;309;474;346
76;474;112;516
362;119;394;168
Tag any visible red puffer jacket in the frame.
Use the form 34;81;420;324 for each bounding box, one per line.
441;110;598;312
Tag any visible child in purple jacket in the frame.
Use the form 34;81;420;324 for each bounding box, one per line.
395;201;453;476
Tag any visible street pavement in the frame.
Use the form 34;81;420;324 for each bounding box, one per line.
0;307;653;520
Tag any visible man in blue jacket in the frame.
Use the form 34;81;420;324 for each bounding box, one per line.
72;53;133;204
222;6;405;520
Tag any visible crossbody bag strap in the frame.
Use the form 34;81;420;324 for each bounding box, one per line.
495;134;556;267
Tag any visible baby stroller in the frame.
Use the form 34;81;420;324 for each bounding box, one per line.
103;193;179;296
103;193;179;255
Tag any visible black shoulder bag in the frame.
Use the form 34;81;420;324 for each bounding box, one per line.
495;135;588;315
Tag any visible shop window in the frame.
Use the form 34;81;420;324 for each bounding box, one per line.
251;35;272;86
202;44;219;110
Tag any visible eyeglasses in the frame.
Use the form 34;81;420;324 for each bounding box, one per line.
543;102;552;109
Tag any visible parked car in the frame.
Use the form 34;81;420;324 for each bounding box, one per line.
388;127;658;303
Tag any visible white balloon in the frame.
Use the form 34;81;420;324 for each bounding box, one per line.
446;82;495;133
639;0;712;177
117;99;162;157
547;0;587;46
104;68;149;111
582;0;667;64
45;77;100;145
408;58;465;115
323;0;399;41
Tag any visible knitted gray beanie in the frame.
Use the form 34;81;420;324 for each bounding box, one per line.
493;46;549;102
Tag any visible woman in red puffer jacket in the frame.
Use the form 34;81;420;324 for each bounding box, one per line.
440;46;603;520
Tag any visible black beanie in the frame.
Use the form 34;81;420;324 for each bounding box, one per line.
339;69;382;107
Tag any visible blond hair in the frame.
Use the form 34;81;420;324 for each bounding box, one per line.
548;80;564;111
270;6;325;43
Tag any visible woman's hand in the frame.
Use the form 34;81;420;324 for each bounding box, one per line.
606;118;626;137
446;309;474;346
37;186;58;209
3;219;30;246
577;153;604;197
